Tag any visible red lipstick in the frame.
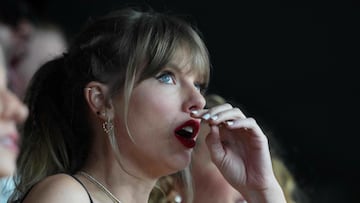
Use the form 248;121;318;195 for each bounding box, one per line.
174;120;200;148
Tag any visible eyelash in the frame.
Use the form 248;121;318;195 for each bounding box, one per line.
155;70;207;93
156;71;176;85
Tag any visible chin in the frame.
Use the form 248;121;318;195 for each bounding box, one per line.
0;153;16;177
167;152;192;173
0;161;16;178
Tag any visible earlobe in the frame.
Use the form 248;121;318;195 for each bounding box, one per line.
84;81;114;120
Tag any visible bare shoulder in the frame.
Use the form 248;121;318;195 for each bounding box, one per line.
22;173;90;203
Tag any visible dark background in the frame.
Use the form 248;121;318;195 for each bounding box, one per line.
26;0;360;202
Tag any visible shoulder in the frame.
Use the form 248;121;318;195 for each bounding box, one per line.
22;173;90;203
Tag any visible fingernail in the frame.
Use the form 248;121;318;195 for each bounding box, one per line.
210;115;218;121
202;113;210;120
225;120;234;126
191;110;199;115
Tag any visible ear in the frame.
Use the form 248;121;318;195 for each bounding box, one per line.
84;81;114;121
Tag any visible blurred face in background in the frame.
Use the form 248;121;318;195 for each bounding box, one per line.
0;46;28;177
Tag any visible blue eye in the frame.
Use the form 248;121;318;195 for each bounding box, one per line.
156;71;176;85
194;83;201;91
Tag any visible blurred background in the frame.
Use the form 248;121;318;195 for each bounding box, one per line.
1;0;359;202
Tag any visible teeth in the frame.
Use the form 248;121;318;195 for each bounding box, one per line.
182;126;193;133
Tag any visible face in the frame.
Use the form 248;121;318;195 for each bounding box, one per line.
0;47;28;177
112;49;206;178
191;123;247;203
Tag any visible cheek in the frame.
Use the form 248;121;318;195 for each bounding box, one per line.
130;95;167;122
124;89;176;140
128;85;177;123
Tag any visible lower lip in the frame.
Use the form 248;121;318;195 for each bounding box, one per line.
175;135;196;148
0;138;19;153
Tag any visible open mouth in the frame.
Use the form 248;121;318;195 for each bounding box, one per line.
174;120;200;148
0;133;19;153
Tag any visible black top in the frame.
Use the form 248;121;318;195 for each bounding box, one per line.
19;174;93;203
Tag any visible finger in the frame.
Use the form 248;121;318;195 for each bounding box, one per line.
190;108;209;119
206;107;246;125
205;125;225;164
225;117;267;140
191;103;233;120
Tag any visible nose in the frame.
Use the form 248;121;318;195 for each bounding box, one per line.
0;89;29;123
182;85;206;112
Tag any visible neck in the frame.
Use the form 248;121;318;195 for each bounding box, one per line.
82;153;157;203
84;127;160;202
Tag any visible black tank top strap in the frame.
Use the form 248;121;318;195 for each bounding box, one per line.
70;174;94;203
18;173;94;203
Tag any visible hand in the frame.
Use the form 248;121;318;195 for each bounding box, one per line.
191;104;286;202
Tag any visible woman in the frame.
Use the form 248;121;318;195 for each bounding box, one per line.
0;44;29;203
0;46;28;178
9;7;286;203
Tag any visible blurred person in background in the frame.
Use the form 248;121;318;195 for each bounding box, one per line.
0;0;67;98
0;45;28;202
0;1;66;202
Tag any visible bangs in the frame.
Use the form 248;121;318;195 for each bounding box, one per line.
168;28;210;88
187;40;210;87
168;42;210;88
142;40;210;89
135;14;210;88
